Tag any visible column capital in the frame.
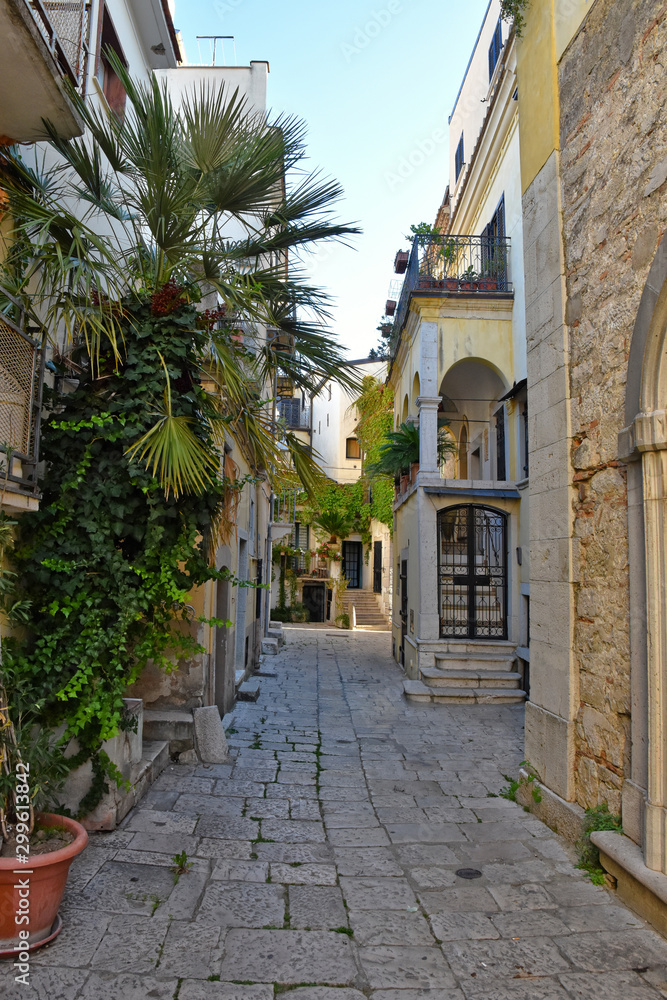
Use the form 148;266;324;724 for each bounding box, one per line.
619;410;667;458
416;395;441;409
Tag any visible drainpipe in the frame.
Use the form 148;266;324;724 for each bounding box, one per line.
264;364;279;637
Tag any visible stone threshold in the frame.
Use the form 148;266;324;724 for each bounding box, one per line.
592;830;667;938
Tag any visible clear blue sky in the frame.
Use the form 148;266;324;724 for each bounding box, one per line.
175;0;490;357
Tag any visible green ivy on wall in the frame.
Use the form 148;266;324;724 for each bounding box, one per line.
4;296;237;814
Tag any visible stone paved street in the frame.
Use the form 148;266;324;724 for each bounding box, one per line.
3;628;667;998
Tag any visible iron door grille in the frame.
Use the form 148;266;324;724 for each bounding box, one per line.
0;317;43;492
438;504;507;639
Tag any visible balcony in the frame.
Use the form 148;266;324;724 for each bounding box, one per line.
0;0;90;141
277;398;311;431
391;233;513;353
0;316;43;506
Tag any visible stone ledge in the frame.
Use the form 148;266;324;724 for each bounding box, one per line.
592;830;667;937
515;767;586;844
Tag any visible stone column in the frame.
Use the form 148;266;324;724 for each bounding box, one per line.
637;414;667;872
417;395;441;473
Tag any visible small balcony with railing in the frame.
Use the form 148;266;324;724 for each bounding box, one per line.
0;0;91;141
0;317;44;510
277;397;311;432
390;233;513;356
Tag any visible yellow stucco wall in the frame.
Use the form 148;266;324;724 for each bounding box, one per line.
516;0;560;193
518;0;598;193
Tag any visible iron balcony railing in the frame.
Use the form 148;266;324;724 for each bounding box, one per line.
27;0;92;87
391;234;512;354
272;489;301;523
277;398;311;430
0;316;44;497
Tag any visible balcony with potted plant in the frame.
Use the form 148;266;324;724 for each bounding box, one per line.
390;232;513;348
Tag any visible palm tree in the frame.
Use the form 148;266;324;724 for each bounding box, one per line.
0;57;360;496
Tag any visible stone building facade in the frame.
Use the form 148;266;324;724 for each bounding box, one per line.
517;0;667;915
561;0;667;817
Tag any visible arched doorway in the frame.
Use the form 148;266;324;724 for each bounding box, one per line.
438;504;507;639
622;238;667;872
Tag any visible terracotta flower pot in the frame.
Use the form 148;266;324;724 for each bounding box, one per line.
0;812;88;955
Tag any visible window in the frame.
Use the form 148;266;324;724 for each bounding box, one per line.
326;413;329;427
482;194;506;285
488;18;503;81
522;402;529;477
96;7;128;120
495;407;506;481
278;398;301;427
346;437;361;459
327;384;332;401
454;133;464;181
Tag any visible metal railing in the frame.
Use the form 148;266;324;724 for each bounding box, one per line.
391;234;512;354
0;317;44;497
277;398;311;430
27;0;91;87
272;489;301;523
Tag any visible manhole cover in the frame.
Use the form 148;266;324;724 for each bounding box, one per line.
456;868;483;880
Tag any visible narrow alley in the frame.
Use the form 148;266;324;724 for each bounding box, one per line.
3;628;667;999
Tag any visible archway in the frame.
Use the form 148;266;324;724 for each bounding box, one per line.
411;371;421;410
440;360;508;482
622;237;667;872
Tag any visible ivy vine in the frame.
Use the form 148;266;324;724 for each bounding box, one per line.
4;296;239;815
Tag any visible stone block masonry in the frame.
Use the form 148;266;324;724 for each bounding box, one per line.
558;0;667;813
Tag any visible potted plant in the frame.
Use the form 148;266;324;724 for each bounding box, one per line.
0;518;88;955
459;264;479;290
394;250;409;274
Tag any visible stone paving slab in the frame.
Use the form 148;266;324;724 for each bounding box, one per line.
218;929;359;984
196;881;286;927
288;884;348;929
270;862;338;885
347;908;435;945
0;966;89;1000
179;984;274;1000
339;876;417;909
358;945;458;989
81;971;178;999
7;629;667;999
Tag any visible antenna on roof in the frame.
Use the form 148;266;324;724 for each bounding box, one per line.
195;35;236;66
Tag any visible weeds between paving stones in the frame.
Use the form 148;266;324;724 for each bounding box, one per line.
332;926;353;936
576;804;622;884
170;850;193;884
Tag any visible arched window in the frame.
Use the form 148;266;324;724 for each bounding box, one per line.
438;504;507;639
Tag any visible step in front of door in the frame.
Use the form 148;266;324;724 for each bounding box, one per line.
420;667;522;689
403;679;526;705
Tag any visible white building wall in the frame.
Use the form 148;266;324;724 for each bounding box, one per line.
312;359;387;483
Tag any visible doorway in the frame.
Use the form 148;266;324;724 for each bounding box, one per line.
438;504;507;639
302;584;325;622
373;541;382;593
342;541;363;588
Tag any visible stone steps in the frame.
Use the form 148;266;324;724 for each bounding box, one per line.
344;591;389;626
420;667;523;688
403;679;526;704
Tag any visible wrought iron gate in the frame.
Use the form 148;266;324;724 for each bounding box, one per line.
438;505;507;639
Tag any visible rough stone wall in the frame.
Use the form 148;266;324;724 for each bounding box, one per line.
559;0;667;813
